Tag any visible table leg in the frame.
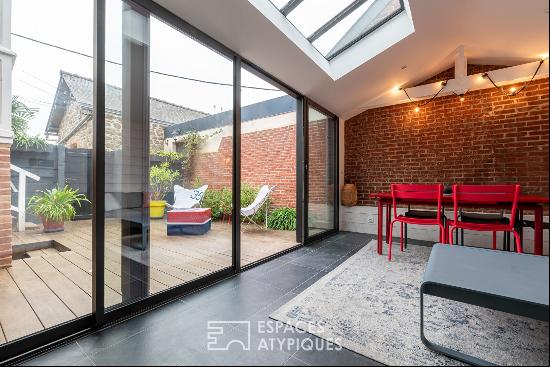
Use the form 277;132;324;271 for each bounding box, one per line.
377;200;383;255
534;205;543;256
386;203;391;244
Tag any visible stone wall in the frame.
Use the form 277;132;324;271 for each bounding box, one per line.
58;105;167;152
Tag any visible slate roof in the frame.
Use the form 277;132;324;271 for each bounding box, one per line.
164;95;297;138
46;71;208;135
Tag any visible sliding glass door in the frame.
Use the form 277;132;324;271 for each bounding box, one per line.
0;0;339;360
239;65;300;266
1;0;94;350
305;104;338;240
103;0;234;311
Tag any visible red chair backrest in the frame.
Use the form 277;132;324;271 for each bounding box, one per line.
390;184;443;221
452;184;521;226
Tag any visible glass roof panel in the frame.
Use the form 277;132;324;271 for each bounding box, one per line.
269;0;289;10
286;0;357;38
270;0;404;61
312;0;374;56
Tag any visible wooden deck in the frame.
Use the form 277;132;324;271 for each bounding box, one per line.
0;219;296;344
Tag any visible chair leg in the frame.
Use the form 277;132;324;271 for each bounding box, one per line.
460;228;464;246
513;230;522;253
438;224;445;243
492;232;497;250
404;223;408;249
388;220;396;261
449;227;456;246
400;222;404;252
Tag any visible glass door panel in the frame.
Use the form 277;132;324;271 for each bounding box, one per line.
240;67;299;266
306;106;337;238
104;0;234;309
2;0;93;346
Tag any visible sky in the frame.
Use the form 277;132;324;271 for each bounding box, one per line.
269;0;377;56
11;0;285;138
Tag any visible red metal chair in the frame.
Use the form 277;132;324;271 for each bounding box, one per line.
446;184;522;253
388;184;445;261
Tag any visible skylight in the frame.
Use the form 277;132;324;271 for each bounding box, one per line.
269;0;405;60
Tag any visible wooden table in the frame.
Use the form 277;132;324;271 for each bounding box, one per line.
370;193;548;256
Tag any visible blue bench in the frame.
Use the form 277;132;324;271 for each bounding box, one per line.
421;244;549;366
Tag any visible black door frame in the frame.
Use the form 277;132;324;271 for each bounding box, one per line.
0;0;340;363
303;99;340;243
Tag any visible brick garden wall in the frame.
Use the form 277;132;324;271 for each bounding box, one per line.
345;78;549;206
188;120;331;209
189;124;297;208
0;144;12;268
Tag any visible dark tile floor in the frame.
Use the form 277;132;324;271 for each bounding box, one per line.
20;232;385;366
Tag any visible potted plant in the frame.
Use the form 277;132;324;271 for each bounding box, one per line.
150;162;180;218
28;185;90;233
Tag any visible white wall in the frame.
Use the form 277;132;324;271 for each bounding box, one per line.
340;205;549;255
0;0;15;144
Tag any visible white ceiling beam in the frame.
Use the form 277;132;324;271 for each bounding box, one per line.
362;59;549;110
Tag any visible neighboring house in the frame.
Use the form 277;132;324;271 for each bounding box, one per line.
46;71;208;151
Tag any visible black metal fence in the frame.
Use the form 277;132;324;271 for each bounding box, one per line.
10;145;92;222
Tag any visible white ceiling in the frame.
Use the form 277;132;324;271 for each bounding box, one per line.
153;0;549;119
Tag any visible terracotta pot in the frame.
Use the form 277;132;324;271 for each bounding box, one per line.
42;219;64;233
341;184;358;206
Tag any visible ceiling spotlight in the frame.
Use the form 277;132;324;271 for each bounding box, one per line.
459;95;465;102
414;106;420;113
392;86;402;94
510;87;517;94
401;65;407;70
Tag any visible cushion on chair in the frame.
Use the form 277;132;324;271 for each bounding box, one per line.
460;212;509;225
404;210;440;219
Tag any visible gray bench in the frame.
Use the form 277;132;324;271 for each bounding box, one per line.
420;244;549;366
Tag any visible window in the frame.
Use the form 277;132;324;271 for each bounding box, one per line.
269;0;405;60
4;0;93;345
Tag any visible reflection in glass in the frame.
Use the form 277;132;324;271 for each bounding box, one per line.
104;0;234;308
307;107;336;237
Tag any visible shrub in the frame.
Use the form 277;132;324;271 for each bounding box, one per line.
268;207;296;231
11;96;47;150
200;184;271;223
150;162;180;201
201;187;232;220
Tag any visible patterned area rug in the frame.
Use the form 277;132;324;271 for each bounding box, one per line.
271;241;549;366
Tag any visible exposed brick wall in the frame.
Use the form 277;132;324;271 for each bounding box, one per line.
308;119;332;205
0;143;12;268
189;125;297;208
345;78;549;206
416;64;510;86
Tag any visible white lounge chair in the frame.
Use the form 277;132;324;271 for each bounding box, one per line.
168;184;208;210
241;185;275;229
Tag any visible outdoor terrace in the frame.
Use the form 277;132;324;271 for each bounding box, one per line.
0;220;296;343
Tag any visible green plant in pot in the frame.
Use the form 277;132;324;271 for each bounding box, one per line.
28;185;90;233
150;162;180;219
